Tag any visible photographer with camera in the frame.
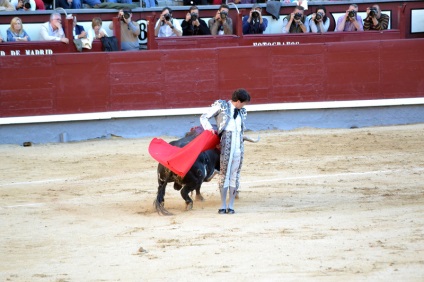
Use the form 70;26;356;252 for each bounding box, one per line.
363;4;389;31
242;4;268;35
307;6;329;33
335;4;363;32
182;6;210;36
208;4;233;35
155;7;183;37
109;9;140;51
11;0;36;11
282;5;308;34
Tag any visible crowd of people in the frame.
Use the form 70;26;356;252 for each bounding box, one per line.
0;3;391;48
153;3;390;38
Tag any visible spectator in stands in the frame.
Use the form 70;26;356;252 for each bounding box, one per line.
108;0;133;5
182;5;210;36
282;5;308;33
55;0;73;9
183;0;206;6
39;12;69;44
227;0;256;3
0;0;16;10
363;4;389;31
109;9;140;51
155;7;183;37
34;0;44;9
307;6;329;33
0;34;3;42
242;4;268;34
72;16;87;41
71;0;101;9
11;0;36;11
335;4;363;32
71;16;87;52
7;17;31;42
142;0;156;8
208;4;233;35
87;17;108;42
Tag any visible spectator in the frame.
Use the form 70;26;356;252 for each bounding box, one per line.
7;17;31;42
11;0;36;11
0;0;16;10
109;9;140;51
307;6;329;33
242;4;268;34
335;4;363;32
143;0;155;8
363;4;389;31
87;17;108;42
0;34;3;42
200;89;251;215
282;5;308;33
72;16;87;40
55;0;73;9
181;5;210;36
39;12;69;44
183;0;206;6
108;0;133;5
228;0;256;3
208;4;233;35
155;7;182;37
71;0;101;9
34;0;45;9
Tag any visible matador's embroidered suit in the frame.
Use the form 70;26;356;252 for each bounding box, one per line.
200;99;247;211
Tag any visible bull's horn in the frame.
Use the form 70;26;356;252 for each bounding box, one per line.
243;135;260;143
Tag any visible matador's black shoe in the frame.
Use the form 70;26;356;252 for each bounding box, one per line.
218;209;226;214
227;209;235;214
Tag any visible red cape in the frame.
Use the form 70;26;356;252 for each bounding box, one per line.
148;130;220;177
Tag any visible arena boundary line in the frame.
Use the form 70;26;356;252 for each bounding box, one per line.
1;98;424;144
1;98;423;125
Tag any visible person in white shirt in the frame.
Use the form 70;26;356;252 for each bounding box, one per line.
87;17;108;43
307;6;330;33
39;13;69;44
155;7;182;37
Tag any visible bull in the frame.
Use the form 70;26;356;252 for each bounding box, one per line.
154;126;220;215
153;126;259;215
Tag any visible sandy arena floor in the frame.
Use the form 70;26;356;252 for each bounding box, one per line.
0;124;423;281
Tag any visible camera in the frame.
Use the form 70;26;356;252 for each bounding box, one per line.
123;11;130;19
294;12;302;21
252;11;259;19
190;13;198;21
315;12;323;21
348;10;356;18
220;11;228;19
164;13;171;21
369;7;378;17
22;0;31;9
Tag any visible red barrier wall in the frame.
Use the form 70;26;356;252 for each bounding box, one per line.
1;38;424;118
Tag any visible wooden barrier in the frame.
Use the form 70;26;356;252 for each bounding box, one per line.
1;38;423;118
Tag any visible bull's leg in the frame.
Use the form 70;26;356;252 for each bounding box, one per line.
195;187;204;202
154;167;173;215
180;185;193;210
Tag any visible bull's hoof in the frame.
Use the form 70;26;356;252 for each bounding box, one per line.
186;201;193;211
195;193;205;202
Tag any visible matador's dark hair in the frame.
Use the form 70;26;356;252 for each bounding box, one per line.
232;89;251;103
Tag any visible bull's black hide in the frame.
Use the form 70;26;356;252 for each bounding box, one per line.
154;127;220;215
